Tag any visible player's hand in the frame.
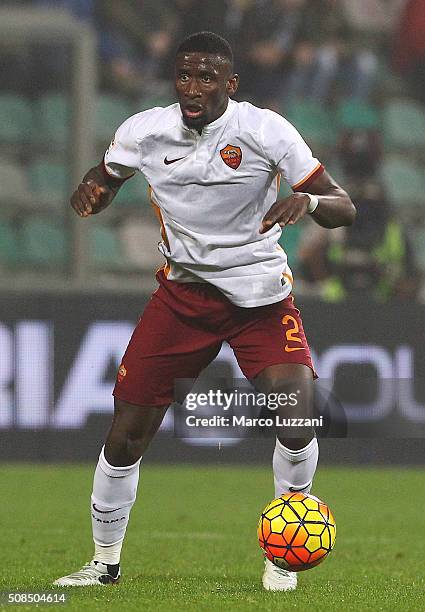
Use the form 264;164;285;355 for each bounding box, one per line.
70;180;109;217
260;193;310;234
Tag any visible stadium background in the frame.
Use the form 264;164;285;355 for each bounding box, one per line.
0;0;424;464
1;4;425;610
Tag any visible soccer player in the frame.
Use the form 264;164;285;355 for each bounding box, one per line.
54;31;355;591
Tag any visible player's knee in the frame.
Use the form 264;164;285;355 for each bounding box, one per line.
124;434;145;465
106;417;162;465
255;363;313;392
105;401;168;466
104;430;145;466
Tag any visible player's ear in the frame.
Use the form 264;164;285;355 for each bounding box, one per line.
227;74;239;96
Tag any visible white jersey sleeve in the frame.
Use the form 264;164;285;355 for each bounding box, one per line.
104;115;140;180
260;110;323;190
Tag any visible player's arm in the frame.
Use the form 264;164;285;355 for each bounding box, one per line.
302;170;356;229
260;170;356;233
71;113;140;218
260;112;356;232
70;162;130;218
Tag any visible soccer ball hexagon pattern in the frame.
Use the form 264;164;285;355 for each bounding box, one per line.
258;492;336;571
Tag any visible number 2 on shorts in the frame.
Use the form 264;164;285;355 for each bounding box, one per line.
282;314;303;352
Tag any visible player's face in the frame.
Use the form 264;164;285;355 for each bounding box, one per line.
175;52;239;130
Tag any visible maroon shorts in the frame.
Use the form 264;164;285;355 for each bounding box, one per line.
113;269;315;407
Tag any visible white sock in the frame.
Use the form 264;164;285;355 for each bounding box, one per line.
273;437;319;498
91;446;141;565
94;540;123;566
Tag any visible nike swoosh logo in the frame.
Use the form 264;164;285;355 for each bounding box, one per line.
289;483;311;492
92;503;122;514
164;156;186;165
284;345;304;352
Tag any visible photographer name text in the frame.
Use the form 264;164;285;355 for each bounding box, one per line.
185;415;323;428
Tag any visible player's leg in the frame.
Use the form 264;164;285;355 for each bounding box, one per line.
91;401;168;569
54;281;222;586
54;400;168;587
254;363;317;592
229;297;318;497
229;297;317;592
253;362;318;497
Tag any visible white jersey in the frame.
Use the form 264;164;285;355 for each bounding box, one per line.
104;99;323;307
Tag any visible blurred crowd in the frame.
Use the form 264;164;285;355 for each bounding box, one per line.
1;0;425;301
5;0;423;106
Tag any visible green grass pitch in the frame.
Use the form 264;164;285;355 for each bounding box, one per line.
2;464;424;611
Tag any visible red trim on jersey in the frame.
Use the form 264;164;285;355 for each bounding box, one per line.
292;163;325;192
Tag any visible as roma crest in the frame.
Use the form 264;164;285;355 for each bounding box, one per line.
220;144;242;169
117;363;127;383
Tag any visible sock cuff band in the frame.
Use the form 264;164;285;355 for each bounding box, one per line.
275;437;318;463
99;446;142;478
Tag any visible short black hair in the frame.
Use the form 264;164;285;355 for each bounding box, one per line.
176;31;233;67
